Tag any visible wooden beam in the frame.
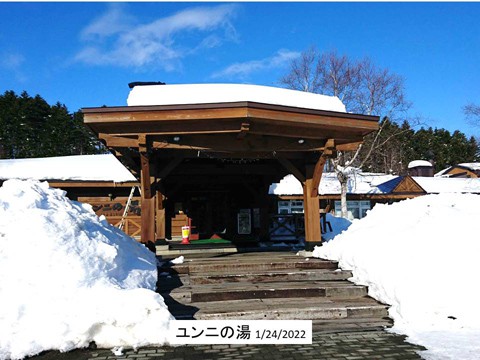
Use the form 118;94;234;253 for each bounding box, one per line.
156;190;165;241
157;157;185;179
237;122;250;140
140;152;152;199
140;151;156;244
248;107;379;132
138;134;148;153
249;120;365;140
111;148;139;178
277;158;306;184
336;142;362;152
149;134;328;153
303;165;322;250
141;197;156;244
151;141;210;151
311;139;335;197
48;181;139;188
99;133;138;148
311;157;327;198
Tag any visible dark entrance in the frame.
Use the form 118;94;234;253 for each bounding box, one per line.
162;157;284;244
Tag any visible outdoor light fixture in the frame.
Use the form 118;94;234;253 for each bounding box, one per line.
298;139;305;144
173;136;180;142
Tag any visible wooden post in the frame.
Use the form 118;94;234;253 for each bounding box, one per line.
303;165;322;251
140;152;156;245
156;190;166;241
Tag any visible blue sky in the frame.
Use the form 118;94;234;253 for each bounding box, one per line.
1;2;479;137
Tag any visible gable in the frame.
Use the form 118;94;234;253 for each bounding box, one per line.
392;176;426;194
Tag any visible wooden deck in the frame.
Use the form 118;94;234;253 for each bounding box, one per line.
157;251;392;332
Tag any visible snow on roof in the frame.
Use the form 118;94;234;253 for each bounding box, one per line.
269;172;396;196
127;83;347;113
434;167;450;177
458;162;480;171
408;160;432;168
269;172;480;196
435;162;480;177
413;176;480;194
0;154;137;182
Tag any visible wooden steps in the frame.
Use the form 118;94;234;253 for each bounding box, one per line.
157;252;391;333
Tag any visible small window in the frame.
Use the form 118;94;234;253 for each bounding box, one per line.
334;200;371;220
277;200;304;214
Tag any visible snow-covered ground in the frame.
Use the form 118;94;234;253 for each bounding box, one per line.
313;194;480;359
0;180;173;360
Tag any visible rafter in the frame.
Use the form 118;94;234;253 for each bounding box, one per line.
311;139;335;197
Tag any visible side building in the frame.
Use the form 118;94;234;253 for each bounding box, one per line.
0;154;142;238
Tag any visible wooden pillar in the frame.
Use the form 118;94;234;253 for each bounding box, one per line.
156;189;166;241
257;183;271;242
140;152;156;245
303;165;322;251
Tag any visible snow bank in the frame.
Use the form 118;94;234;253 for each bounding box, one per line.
313;194;480;359
127;83;347;113
0;180;173;360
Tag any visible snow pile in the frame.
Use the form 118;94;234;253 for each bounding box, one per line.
313;194;480;359
0;180;173;360
0;154;137;182
127;83;346;113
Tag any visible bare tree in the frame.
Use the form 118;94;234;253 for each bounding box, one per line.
280;49;411;218
464;103;480;126
280;46;321;93
464;103;480;158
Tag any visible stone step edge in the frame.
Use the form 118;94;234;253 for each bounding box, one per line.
175;304;389;321
163;286;368;303
160;260;339;274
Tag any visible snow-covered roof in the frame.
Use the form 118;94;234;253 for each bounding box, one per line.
435;162;480;177
0;154;137;182
413;176;480;194
269;172;480;196
127;83;347;113
458;162;480;171
269;172;396;196
408;160;432;168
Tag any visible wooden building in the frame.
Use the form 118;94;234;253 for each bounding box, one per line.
435;163;480;178
0;154;142;238
270;172;480;222
82;83;379;251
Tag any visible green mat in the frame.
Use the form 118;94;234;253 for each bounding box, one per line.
189;238;232;245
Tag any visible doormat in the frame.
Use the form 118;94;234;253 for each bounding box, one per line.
190;238;232;245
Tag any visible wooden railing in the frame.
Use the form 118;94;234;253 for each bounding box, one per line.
269;214;305;242
107;216;141;238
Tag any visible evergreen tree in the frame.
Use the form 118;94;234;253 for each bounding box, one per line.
0;90;104;159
